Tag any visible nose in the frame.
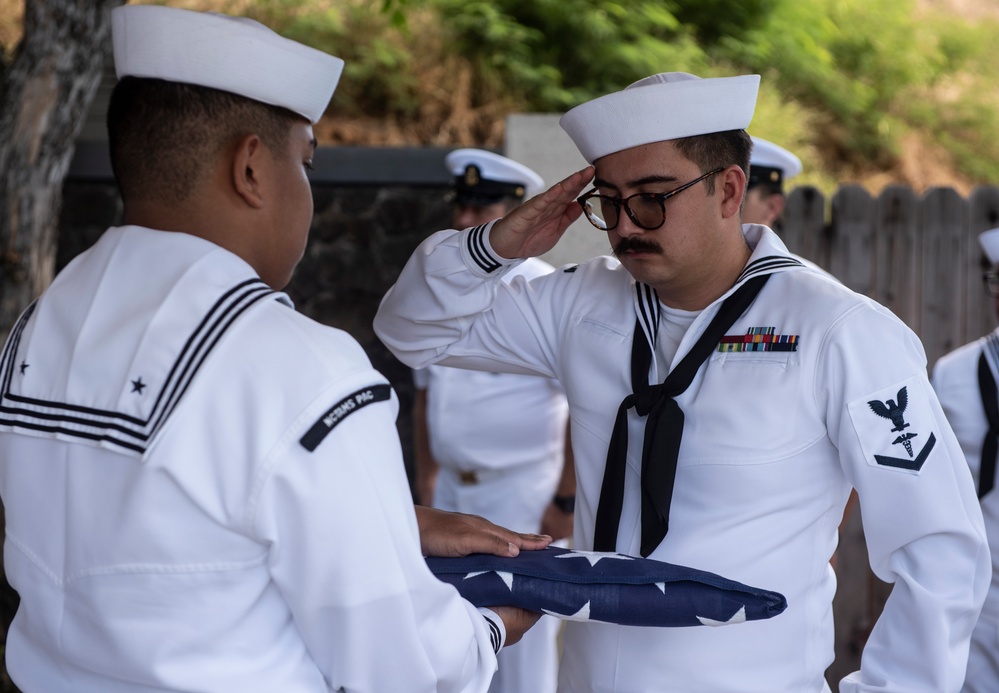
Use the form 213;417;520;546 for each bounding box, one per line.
613;211;646;238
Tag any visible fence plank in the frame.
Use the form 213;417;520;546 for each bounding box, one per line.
920;188;968;367
874;186;920;330
784;186;828;269
830;186;876;296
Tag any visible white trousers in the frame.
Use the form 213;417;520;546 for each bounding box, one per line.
435;461;563;693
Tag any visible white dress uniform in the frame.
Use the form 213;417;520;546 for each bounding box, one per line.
0;226;501;692
932;329;999;693
374;221;989;692
416;257;568;693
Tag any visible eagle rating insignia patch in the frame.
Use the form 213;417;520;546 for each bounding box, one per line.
848;377;937;474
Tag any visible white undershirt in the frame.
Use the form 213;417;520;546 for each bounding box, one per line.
653;302;702;377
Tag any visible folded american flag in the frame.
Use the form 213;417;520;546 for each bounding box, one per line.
427;546;786;627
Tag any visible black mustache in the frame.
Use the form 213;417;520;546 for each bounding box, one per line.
614;237;663;256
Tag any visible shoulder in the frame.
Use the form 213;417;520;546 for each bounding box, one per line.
506;257;556;282
933;337;985;382
235;298;376;382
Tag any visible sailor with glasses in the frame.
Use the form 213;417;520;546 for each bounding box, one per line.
932;226;999;693
375;71;986;692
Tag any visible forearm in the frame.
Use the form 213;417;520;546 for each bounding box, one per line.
374;225;516;370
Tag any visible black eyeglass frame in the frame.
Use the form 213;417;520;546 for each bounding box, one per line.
576;167;726;231
983;270;999;298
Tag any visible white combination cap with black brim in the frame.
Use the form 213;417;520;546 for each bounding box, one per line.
559;72;760;164
748;137;802;191
112;5;344;124
445;148;546;206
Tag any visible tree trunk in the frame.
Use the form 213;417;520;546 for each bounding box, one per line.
0;4;124;688
0;0;124;341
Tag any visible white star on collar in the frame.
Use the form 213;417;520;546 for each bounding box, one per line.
555;550;635;567
696;606;747;627
465;571;514;591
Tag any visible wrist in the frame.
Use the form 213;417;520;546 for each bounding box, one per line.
552;494;575;514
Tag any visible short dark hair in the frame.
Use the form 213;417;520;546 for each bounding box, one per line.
672;130;752;194
107;77;299;204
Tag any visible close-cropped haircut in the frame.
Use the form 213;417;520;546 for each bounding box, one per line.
672;130;752;195
106;77;299;204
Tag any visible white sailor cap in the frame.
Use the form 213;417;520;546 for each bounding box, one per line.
445;149;546;204
112;5;343;124
749;137;803;190
979;228;999;264
559;72;760;164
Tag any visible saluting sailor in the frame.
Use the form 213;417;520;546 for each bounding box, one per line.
374;72;988;692
414;148;573;693
0;6;549;692
932;226;999;693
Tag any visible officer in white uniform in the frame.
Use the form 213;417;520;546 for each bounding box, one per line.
932;226;999;693
375;72;989;692
414;149;572;693
742;136;803;229
0;7;549;692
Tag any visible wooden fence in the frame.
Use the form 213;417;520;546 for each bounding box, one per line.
785;184;999;684
783;184;999;367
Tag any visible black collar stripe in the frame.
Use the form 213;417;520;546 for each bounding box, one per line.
0;279;276;455
0;417;147;454
737;256;804;283
466;225;501;274
141;279;271;428
1;279;270;428
635;283;660;349
148;284;274;440
633;254;801;353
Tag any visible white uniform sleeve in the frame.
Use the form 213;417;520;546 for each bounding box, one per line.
374;224;564;379
250;369;498;693
817;303;990;692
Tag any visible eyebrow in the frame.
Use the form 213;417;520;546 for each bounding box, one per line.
592;173;681;191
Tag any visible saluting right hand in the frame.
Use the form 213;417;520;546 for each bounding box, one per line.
489;166;594;260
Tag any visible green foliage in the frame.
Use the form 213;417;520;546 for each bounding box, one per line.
429;0;713;111
233;0;424;119
671;0;774;45
226;0;999;186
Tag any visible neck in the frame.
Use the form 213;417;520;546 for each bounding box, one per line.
655;236;752;311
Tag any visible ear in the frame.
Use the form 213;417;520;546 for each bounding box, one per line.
718;165;747;220
231;133;267;209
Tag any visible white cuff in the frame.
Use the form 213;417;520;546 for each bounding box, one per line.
478;607;507;654
459;220;520;278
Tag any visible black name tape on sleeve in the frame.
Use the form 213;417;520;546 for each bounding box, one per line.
299;384;392;452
